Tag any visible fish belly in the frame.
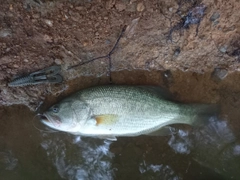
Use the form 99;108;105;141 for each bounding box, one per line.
78;114;179;137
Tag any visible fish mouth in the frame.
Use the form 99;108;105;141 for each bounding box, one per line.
40;114;49;122
41;113;61;127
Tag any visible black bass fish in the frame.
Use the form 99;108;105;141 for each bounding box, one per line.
41;86;216;140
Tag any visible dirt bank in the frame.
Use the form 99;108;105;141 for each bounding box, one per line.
0;0;240;110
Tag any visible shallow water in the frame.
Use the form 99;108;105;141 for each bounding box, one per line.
1;69;240;180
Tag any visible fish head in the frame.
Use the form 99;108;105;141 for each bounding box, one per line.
41;100;91;132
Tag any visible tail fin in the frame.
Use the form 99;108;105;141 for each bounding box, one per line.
180;104;220;127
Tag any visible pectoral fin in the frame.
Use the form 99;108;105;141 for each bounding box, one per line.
94;114;118;126
146;126;178;136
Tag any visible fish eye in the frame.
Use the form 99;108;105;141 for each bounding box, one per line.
52;106;59;113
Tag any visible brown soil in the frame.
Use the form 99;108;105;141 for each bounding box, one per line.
0;0;240;110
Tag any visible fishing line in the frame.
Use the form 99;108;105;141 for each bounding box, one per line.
67;25;127;83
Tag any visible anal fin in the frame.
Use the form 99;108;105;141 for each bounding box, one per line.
99;135;117;141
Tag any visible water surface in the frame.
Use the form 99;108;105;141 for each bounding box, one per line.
1;69;240;180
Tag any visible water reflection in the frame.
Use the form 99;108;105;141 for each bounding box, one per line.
36;115;240;180
168;129;192;155
41;134;114;180
193;118;240;179
168;116;240;179
139;161;182;180
0;150;18;171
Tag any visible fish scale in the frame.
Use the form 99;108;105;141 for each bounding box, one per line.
41;85;217;140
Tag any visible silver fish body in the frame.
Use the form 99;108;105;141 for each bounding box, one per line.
41;86;215;140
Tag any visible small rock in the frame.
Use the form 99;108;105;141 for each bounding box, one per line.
125;17;140;38
83;40;89;47
163;70;174;85
115;2;126;12
43;34;53;43
95;22;100;27
106;0;115;9
145;60;155;69
211;68;228;81
13;64;19;68
169;7;173;12
44;19;53;27
126;3;137;12
1;43;6;48
54;59;62;65
0;56;13;65
75;6;83;11
32;14;40;19
9;4;13;11
137;2;145;12
130;0;137;3
213;20;219;25
219;45;227;53
174;47;181;56
153;50;159;58
210;12;220;22
0;28;12;38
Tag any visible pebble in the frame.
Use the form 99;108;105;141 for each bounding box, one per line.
163;70;174;85
44;19;53;27
126;3;137;12
211;68;228;81
43;34;53;43
13;64;19;68
32;14;40;19
115;2;126;12
137;2;145;12
95;22;100;27
9;4;13;11
219;46;227;53
54;59;62;65
210;12;220;22
0;28;12;38
174;47;181;56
